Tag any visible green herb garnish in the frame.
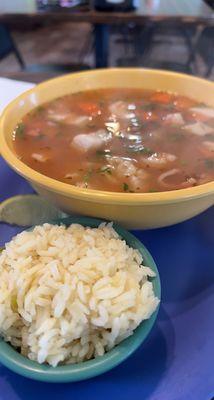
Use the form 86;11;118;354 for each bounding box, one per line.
204;159;214;169
123;183;130;192
142;103;157;111
99;166;112;174
86;123;96;129
15;123;25;138
205;133;214;142
96;149;112;157
161;104;175;111
37;106;44;113
127;146;153;155
169;132;185;142
36;133;45;140
83;168;93;186
56;131;63;137
181;160;188;166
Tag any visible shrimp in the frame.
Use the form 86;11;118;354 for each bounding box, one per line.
141;152;177;169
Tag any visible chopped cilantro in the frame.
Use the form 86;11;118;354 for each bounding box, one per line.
36;133;45;140
83;169;93;185
128;146;153;155
99;166;112;174
96;149;112;157
37;106;44;113
123;183;129;192
204;159;214;169
205;133;214;142
15;123;25;138
169;132;185;142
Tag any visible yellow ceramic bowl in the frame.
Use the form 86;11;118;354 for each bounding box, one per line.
0;69;214;229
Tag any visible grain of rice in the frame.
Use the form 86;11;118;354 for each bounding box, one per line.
0;223;159;367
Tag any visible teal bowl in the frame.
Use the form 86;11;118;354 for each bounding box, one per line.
0;217;161;382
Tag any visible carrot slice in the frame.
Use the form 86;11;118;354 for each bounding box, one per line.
151;92;172;104
79;102;100;114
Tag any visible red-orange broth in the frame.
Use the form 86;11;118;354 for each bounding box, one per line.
13;89;214;193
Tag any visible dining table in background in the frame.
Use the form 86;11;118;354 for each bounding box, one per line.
0;0;213;69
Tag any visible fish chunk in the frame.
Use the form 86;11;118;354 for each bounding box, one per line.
71;130;111;153
164;113;184;125
109;101;135;119
183;122;213;136
141;152;177;169
127;170;150;192
116;160;137;178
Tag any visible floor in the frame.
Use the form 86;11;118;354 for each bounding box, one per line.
0;21;213;83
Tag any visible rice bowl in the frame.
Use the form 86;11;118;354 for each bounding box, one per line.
0;217;160;381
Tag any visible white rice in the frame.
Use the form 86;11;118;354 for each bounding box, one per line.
0;223;159;367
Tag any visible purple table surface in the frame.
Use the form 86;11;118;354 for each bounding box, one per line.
0;156;213;400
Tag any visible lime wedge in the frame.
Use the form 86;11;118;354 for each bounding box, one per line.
0;195;67;226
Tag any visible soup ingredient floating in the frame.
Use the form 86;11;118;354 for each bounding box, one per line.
0;223;159;367
13;89;214;192
0;195;67;226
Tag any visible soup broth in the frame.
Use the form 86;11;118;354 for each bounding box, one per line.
13;88;214;193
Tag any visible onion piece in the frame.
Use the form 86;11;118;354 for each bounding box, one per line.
31;153;48;162
190;107;214;119
158;169;196;189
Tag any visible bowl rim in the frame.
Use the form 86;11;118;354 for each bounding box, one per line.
0;216;161;382
0;68;214;205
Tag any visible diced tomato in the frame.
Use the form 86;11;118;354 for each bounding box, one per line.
79;102;100;114
150;92;172;104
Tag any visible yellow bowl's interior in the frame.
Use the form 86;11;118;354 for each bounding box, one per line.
1;68;214;204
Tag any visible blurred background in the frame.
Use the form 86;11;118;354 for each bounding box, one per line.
0;0;213;83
